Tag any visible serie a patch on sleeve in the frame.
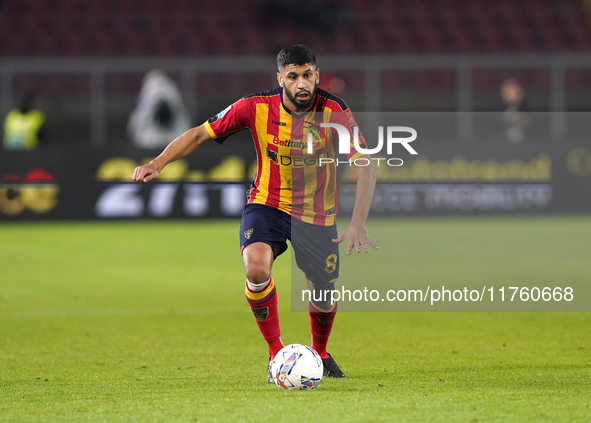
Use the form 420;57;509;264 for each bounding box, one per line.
208;105;232;124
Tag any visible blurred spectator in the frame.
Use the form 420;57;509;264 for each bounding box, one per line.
500;78;529;143
260;0;354;36
3;95;45;151
313;0;354;35
127;70;191;149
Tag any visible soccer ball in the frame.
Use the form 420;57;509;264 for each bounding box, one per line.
271;344;323;390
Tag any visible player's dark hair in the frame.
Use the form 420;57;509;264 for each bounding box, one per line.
277;44;316;70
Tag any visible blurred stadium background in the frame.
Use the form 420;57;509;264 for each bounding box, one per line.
1;0;590;219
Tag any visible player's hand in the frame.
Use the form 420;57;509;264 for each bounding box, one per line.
332;224;379;255
132;163;159;183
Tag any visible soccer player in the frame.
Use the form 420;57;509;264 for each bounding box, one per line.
132;44;377;380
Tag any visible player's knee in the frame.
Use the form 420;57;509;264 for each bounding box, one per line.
309;281;337;312
243;243;273;285
311;294;337;312
245;264;271;285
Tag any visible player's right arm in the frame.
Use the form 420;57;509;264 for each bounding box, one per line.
132;124;213;183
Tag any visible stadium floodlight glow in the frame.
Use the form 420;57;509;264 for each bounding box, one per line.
307;124;418;156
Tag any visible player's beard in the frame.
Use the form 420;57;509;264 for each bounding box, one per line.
285;84;317;112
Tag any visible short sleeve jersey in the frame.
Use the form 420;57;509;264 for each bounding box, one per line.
204;87;366;226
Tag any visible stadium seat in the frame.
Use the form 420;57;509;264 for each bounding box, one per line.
2;0;591;103
2;0;591;57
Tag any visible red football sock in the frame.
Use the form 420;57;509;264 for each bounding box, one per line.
308;301;337;359
245;278;283;358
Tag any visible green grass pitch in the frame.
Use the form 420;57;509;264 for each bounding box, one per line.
1;216;590;422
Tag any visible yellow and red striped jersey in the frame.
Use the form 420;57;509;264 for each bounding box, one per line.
204;87;366;226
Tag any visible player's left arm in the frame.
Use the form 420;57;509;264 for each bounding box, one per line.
332;155;378;254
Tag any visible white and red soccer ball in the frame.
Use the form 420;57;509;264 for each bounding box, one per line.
270;344;323;390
